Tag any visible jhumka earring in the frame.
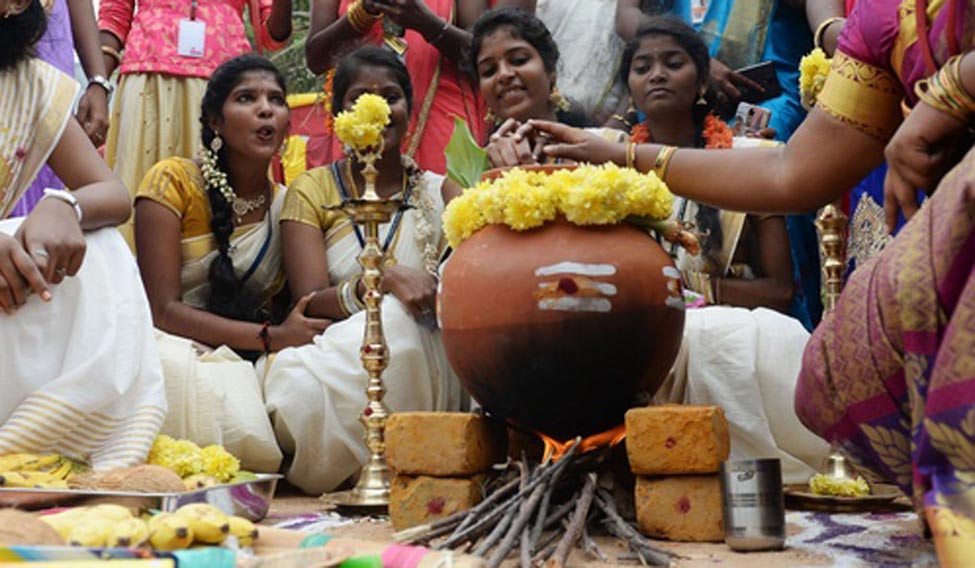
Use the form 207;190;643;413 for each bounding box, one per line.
484;108;499;125
550;86;570;112
696;93;708;106
210;134;223;153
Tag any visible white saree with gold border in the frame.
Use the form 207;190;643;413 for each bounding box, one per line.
265;171;466;494
0;59;166;469
154;189;286;473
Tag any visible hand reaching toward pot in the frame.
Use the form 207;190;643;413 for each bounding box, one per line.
383;264;438;327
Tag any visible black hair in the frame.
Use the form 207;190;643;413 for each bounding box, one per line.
0;0;47;72
471;8;590;127
199;53;287;325
331;46;413;116
621;16;722;263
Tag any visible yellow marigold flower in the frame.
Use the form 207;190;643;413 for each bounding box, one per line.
799;48;831;108
200;445;241;482
443;194;486;249
333;93;390;152
504;181;559;231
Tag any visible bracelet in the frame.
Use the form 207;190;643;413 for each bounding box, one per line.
813;16;845;51
41;188;83;223
427;18;450;47
351;276;366;310
625;142;637;169
100;44;122;63
337;279;364;316
347;0;381;33
915;54;975;123
258;321;272;353
86;74;114;98
652;145;678;181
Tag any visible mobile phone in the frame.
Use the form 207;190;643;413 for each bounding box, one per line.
732;102;772;136
735;61;781;103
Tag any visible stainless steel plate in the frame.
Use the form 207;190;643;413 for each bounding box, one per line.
0;473;282;521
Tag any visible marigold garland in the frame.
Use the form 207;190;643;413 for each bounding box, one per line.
630;114;733;149
333;93;391;152
147;435;241;482
799;48;831;110
442;163;674;249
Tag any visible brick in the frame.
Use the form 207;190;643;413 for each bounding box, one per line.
634;475;724;542
387;412;507;476
625;405;730;475
389;474;486;531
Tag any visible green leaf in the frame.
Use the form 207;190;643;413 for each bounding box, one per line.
445;117;489;189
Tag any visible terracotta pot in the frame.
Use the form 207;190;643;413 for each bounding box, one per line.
439;216;685;440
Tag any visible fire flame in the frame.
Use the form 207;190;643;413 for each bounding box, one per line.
537;424;627;462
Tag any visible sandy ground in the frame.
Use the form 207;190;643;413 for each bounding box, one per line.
265;488;834;568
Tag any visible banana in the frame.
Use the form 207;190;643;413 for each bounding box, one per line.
88;504;135;521
173;504;229;544
148;513;194;551
67;518;113;547
182;474;221;491
0;453;60;472
227;515;258;547
47;459;74;480
0;470;69;488
109;517;150;548
39;509;88;541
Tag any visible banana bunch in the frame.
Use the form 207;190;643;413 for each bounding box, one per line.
0;453;75;489
37;502;258;550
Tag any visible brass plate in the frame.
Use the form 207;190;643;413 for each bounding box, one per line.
784;483;910;513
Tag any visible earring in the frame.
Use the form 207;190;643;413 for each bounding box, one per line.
696;93;708;106
2;6;14;18
550;86;570;112
279;138;288;155
210;134;223;153
484;108;499;126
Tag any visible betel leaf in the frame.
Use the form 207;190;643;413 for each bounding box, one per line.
445;117;489;189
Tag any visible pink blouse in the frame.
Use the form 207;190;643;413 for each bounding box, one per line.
99;0;285;78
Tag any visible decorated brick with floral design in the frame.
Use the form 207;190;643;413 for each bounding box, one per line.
387;412;507;476
635;475;724;542
389;474;486;531
625;405;730;475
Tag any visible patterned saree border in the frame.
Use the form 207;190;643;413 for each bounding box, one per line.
817;52;904;141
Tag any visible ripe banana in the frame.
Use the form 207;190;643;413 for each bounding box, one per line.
39;509;88;541
109;517;150;548
227;515;259;547
88;504;135;521
148;513;194;551
0;453;61;472
67;518;113;547
47;459;74;480
173;504;229;544
0;470;69;489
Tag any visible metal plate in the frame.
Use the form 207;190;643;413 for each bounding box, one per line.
784;483;910;513
0;473;281;521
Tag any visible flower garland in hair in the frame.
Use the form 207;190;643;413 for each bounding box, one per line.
200;144;266;223
630;113;733;149
402;154;442;277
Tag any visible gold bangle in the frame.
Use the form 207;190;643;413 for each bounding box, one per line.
100;44;122;63
813;16;844;51
347;0;380;33
915;54;975;123
653;145;677;181
625;142;636;169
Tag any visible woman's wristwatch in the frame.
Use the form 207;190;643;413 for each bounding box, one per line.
41;188;83;223
86;74;114;99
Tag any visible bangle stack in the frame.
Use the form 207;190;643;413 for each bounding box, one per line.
337;277;365;316
101;44;122;64
347;0;381;33
653;145;677;181
625;142;637;169
813;16;845;51
915;54;975;123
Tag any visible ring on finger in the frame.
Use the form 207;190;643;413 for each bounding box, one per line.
33;249;49;259
55;267;67;278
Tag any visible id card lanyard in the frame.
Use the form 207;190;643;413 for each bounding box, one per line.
177;0;207;58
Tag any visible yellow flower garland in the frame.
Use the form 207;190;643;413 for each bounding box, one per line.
147;435;241;482
333;93;391;152
442;163;673;249
799;48;831;110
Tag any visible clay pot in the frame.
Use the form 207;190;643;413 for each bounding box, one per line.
439;215;685;440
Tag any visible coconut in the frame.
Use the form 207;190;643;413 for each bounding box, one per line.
0;509;64;545
76;465;186;493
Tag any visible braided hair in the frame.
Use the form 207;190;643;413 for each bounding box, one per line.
0;0;47;72
621;16;723;265
198;53;287;322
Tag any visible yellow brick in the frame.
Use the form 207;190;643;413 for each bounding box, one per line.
625;405;730;475
635;475;724;542
387;412;507;476
389;474;485;531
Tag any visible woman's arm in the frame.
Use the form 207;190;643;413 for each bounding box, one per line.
265;0;293;42
532;108;887;213
135;201;327;350
97;0;134;77
442;177;462;203
717;216;794;313
68;0;111;145
281;220;350;319
615;0;646;42
305;0;370;74
374;0;474;66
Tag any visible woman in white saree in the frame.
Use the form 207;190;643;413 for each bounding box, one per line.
264;47;467;494
0;0;165;470
134;54;328;472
